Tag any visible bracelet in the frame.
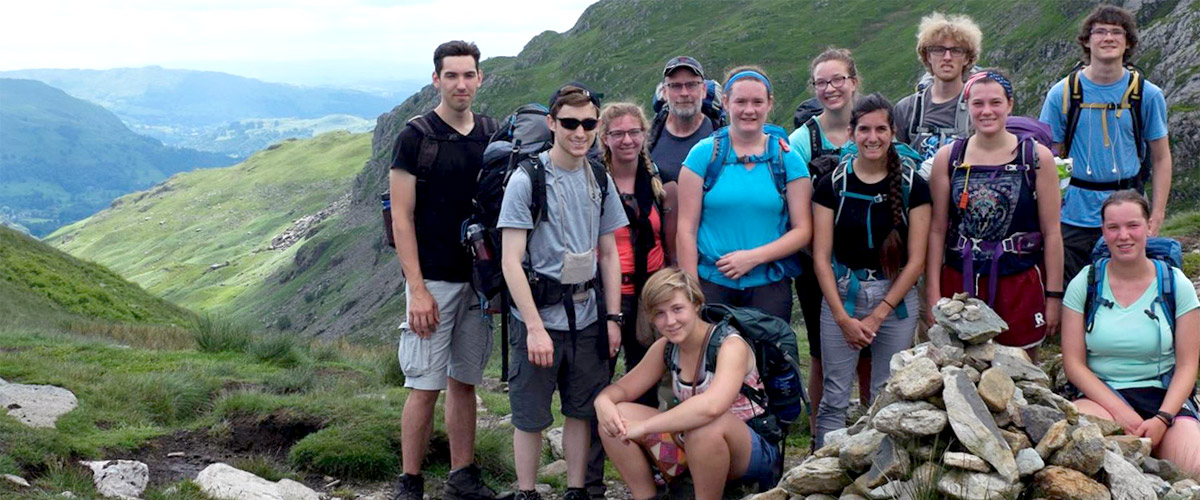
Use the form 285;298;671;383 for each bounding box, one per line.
1156;410;1176;426
881;298;896;311
1044;290;1065;299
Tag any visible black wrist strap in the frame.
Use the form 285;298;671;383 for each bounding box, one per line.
1044;290;1065;299
1156;410;1175;426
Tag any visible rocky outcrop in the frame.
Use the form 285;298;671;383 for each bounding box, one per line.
0;379;77;428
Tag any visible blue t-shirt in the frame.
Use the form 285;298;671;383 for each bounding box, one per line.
1064;264;1199;389
1038;70;1168;228
787;120;849;165
682;135;809;289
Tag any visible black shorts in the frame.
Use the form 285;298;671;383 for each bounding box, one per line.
508;317;611;432
1117;386;1198;421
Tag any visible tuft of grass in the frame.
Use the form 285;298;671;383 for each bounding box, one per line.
263;366;319;394
128;371;221;426
474;427;516;484
288;424;400;480
249;333;307;367
1184;252;1200;280
0;454;18;476
232;455;301;482
372;347;405;387
63;320;196;350
143;480;218;500
32;460;96;495
193;315;252;354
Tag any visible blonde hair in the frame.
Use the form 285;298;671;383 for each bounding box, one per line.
640;267;705;317
916;12;983;76
599;102;665;203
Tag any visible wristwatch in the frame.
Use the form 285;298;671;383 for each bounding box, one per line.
606;313;625;327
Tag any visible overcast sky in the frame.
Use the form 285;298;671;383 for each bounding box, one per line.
0;0;596;87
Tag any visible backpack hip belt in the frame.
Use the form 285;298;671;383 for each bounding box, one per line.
527;271;599;334
833;260;908;320
1068;174;1141;192
953;231;1043;306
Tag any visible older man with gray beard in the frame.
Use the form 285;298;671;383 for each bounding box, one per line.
649;56;715;184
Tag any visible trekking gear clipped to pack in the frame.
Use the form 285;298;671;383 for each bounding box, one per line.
647;79;726;151
1060;63;1151;193
663;304;809;444
381;113;499;249
703;124;802;279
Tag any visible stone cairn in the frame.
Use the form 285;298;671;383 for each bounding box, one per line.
760;294;1200;500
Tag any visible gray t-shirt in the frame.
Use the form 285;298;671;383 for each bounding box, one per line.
651;117;714;183
894;90;968;161
497;151;628;330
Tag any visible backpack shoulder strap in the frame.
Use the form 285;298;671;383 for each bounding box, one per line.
1084;259;1111;333
909;87;929;137
900;156;916;210
477;115;500;139
1061;67;1085;159
704;128;732;192
520;155;548;224
949;137;970;168
1125;68;1147;162
805;117;824;156
648;108;669;152
588;157;610;217
1155;259;1177;333
831;160;851;225
765;126;791;198
406;114;440;176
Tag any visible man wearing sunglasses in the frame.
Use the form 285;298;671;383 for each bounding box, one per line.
650;56;715;184
498;83;628;500
893;12;983;161
389;40;500;500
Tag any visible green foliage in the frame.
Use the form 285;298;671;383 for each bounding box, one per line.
372;346;406;387
31;460;96;494
263;366;319;394
0;454;18;476
126;372;221;426
193;315;253;353
1185;253;1200;280
288;424;400;480
143;481;218;500
249;333;307;367
232;455;301;482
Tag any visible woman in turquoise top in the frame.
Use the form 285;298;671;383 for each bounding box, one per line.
677;65;812;322
1062;190;1200;473
786;48;871;439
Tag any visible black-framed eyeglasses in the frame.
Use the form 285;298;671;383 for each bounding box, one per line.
812;75;852;90
1091;28;1126;38
605;128;644;140
665;81;704;92
557;118;600;131
927;46;968;57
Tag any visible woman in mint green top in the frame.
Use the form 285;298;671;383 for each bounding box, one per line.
1061;190;1200;474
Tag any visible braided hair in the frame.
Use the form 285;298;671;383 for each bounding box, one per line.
850;93;906;280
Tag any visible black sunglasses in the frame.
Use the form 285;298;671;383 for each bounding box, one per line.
556;117;600;131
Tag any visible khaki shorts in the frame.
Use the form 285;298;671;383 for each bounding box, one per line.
397;280;493;391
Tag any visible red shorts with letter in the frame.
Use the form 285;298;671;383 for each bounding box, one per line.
940;264;1048;349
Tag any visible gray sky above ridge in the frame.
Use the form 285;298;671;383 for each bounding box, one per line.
0;0;596;88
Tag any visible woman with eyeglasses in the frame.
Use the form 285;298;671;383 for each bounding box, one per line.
677;66;812;322
598;102;674;406
786;48;872;439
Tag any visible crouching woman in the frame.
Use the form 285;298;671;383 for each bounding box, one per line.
594;267;781;500
1062;190;1200;473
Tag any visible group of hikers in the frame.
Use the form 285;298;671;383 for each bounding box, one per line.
387;5;1197;500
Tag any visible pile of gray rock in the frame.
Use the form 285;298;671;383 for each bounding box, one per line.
764;294;1200;500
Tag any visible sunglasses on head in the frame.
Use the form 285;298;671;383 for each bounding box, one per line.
556;117;599;131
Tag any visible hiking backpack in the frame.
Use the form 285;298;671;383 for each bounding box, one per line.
702;124;803;278
1084;236;1183;334
647;79;727;151
1059;63;1152;192
663;303;809;444
381;113;499;248
791;98;843;186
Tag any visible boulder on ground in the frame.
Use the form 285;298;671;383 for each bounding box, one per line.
195;463;319;500
0;381;78;428
81;460;148;500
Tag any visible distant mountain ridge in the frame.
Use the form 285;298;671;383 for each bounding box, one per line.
0;78;237;236
0;66;400;156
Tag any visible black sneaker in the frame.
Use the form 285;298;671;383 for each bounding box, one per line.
562;488;589;500
444;464;498;500
392;474;424;500
513;490;541;500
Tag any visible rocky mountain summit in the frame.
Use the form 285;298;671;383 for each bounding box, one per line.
769;295;1197;500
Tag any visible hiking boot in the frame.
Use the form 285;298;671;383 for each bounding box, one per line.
444;464;498;500
513;490;541;500
562;488;589;500
391;474;424;500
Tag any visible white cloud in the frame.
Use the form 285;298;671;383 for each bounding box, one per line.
0;0;595;84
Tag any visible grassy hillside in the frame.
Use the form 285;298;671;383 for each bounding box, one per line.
0;79;237;236
0;226;193;329
46;131;371;320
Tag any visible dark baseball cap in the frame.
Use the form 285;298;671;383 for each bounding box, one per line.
548;81;603;111
663;56;705;78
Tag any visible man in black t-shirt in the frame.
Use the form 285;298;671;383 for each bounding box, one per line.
650;56;715;184
389;40;498;500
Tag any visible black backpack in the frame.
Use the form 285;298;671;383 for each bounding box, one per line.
381;113;498;249
663;304;809;445
647;79;727;152
1059;62;1152;192
792;98;843;184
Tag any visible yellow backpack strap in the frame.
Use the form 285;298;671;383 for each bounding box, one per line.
1117;69;1142;119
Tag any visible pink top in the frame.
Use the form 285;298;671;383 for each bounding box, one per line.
670;333;766;422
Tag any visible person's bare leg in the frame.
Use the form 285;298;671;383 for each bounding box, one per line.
684;413;754;500
1071;398;1115;420
1158;418;1200;476
808;357;823;440
1025;346;1040;364
599;403;660;500
563;417;591;488
445;378;477;469
513;428;543;490
857;355;872;404
402;389;441;474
